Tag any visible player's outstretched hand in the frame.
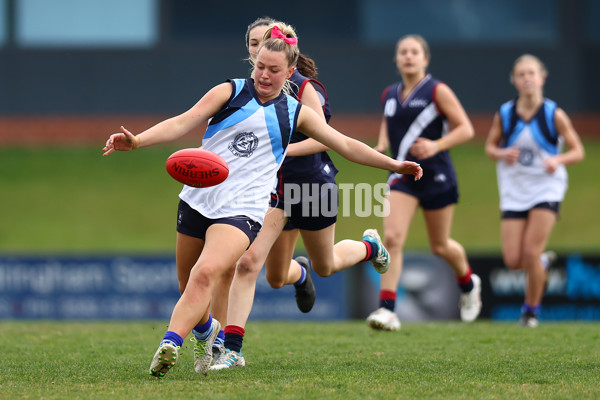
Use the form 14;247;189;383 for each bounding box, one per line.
394;160;423;181
103;126;139;156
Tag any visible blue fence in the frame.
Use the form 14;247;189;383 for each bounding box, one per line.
0;255;348;320
1;253;598;321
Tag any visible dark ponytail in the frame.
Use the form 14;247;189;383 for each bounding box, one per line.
296;54;318;79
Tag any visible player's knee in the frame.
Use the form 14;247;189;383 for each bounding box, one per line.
503;255;521;270
236;251;263;276
265;273;285;289
430;243;447;257
221;264;235;280
383;231;405;251
311;263;334;278
188;264;219;290
520;250;541;270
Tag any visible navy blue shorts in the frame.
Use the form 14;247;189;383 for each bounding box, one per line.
389;179;458;210
501;201;561;219
176;200;262;244
270;182;337;231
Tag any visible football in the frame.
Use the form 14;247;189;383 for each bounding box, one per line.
165;148;229;188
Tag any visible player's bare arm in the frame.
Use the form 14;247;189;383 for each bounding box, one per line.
297;106;422;179
103;83;232;156
484;112;520;164
545;108;585;170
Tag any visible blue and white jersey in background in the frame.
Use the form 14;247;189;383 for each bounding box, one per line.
497;98;567;211
179;78;301;224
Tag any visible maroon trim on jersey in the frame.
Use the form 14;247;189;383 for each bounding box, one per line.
308;79;327;97
297;79;328;115
380;86;391;107
296;79;309;100
271;168;285;200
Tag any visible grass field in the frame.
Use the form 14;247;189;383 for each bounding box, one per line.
2;141;599;399
2;320;599;399
1;140;599;254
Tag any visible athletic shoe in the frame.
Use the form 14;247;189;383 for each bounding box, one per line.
209;349;246;370
366;307;401;331
459;274;482;322
212;342;226;365
362;229;390;274
190;318;221;374
294;256;316;313
519;311;539;328
149;342;179;379
542;250;557;269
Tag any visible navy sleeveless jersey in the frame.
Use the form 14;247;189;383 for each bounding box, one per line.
274;70;337;188
382;74;457;193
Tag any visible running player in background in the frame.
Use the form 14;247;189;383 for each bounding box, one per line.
485;54;584;328
210;19;396;371
102;24;422;379
366;34;481;331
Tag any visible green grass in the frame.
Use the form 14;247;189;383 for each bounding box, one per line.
1;140;599;254
2;320;599;399
0;146;182;253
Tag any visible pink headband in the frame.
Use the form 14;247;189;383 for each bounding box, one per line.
270;25;298;46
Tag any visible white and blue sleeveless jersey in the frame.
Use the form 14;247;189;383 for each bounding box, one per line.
179;78;302;224
496;97;567;211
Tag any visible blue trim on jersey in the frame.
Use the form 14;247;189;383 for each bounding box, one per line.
204;81;260;139
231;78;245;98
499;100;514;137
499;98;559;154
505;120;526;147
543;100;558;139
529;118;557;155
201;78;299;161
264;105;285;163
205;103;259;139
264;96;301;163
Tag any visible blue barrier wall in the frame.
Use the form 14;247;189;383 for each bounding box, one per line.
0;255;348;320
473;254;600;321
1;253;598;321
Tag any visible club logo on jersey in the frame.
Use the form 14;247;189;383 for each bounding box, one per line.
408;99;428;108
228;132;259;158
518;147;534;166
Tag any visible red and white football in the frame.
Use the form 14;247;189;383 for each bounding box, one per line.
166;148;229;188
